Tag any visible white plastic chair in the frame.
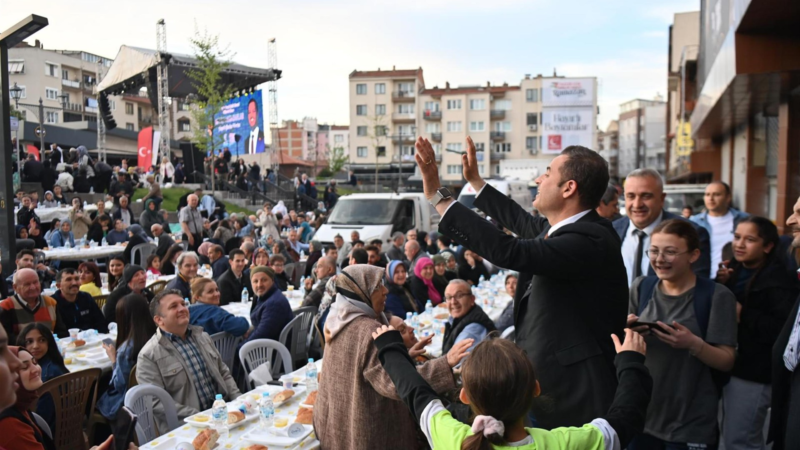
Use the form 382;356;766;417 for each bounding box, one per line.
280;306;315;368
210;331;243;371
131;243;157;267
500;326;515;340
124;384;180;445
238;339;293;390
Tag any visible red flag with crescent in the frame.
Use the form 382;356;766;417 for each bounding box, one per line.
26;144;41;160
138;127;153;168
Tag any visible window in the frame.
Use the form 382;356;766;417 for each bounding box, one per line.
397;104;414;114
375;83;386;94
446;143;463;152
474;142;485;152
446;121;462;132
45;63;58;77
7;61;24;74
126;123;135;131
526;137;538;151
526;113;538;126
469;121;485;132
376;146;386;157
446;99;462;110
400;145;414;156
432;143;442;154
494;121;512;132
398;125;415;136
356;84;367;95
356;105;367;116
469;99;485;110
83;74;96;86
375;104;386;115
45;88;59;100
45;111;58;123
396;82;414;94
446;165;461;174
61;69;69;80
357;146;368;158
495;165;501;175
494;143;511;152
526;89;538;102
179;121;191;132
334;134;344;143
109;100;116;111
494;99;512;110
375;126;387;136
478;165;485;175
424;101;440;112
425;123;440;133
125;103;134;115
14;85;27;99
357;126;367;136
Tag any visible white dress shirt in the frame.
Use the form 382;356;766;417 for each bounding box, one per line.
621;214;664;286
250;127;260;154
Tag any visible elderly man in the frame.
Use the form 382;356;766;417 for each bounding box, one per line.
5;249;55;295
596;184;621;220
52;268;108;333
613;168;710;285
218;250;253;307
180;193;205;252
166;252;200;300
240;241;255;267
0;268;67;343
208;245;230;279
404;239;427;273
386;232;406;262
284;229;309;263
442;280;496;357
333;234;350;266
690;181;749;278
302;257;336;310
406;229;418;243
138;290;241;432
151;223;176;259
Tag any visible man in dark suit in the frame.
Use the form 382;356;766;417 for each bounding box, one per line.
612;168;710;285
217;249;253;307
151;224;175;259
414;136;629;429
22;154;44;182
244;99;264;155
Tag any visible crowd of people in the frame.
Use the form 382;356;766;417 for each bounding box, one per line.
0;135;799;450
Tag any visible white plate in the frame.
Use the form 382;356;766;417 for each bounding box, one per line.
238;385;306;407
241;424;313;447
184;406;259;428
143;437;186;450
65;338;102;352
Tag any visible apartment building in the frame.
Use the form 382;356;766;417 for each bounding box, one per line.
597;120;620;179
328;125;349;157
617;97;667;177
666;11;700;181
272;118;319;160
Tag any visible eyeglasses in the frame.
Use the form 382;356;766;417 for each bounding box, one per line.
645;249;690;262
444;292;472;302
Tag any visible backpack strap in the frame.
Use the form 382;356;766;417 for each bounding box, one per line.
636;276;660;316
692;277;716;339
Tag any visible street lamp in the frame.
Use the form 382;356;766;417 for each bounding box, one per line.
9;82;22;106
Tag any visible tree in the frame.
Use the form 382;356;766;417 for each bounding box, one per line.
328;145;349;174
366;114;388;192
9;106;24;120
187;26;235;193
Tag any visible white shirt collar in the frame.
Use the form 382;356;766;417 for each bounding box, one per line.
626;211;664;238
547;210;592;236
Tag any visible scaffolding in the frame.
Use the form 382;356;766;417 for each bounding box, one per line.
156;18;171;161
268;38;279;170
96;59;107;162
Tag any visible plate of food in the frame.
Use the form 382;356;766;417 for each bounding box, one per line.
237;385;306;405
184;403;259;428
299;390;317;409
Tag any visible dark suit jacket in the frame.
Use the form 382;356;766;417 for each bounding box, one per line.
439;185;628;429
245;129;265;155
217;268;253;307
612;211;711;279
386;245;406;262
770;295;800;450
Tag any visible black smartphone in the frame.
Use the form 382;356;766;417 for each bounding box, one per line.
102;338;114;347
630;321;673;334
113;406;137;450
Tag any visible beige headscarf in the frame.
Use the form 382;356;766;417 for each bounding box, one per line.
325;265;387;342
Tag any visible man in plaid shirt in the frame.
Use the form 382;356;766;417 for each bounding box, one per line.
137;290;241;431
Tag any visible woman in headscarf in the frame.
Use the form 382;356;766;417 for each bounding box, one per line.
384;260;422;317
0;346;56;450
41;191;58;208
122;225;150;264
271;240;294;264
271;200;288;217
408;256;443;306
104;265;153;322
15;225;28;240
196;241;213;266
49;219;75;249
315;265;458;450
76;145;95;180
258;203;281;241
138;199;162;237
314;275;338;341
431;255;452;295
303;240;323;278
68;198;92;240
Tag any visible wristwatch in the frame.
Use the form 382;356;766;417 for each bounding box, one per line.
429;187;453;207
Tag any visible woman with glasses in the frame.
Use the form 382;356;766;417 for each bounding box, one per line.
626;219;737;450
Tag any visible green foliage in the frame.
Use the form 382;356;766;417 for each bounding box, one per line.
328;145;349;174
132;187;251;214
317;167;333;178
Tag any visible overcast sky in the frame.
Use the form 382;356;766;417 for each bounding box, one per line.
3;0;699;131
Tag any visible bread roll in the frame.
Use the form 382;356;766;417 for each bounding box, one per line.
192;429;219;450
246;445;268;450
295;407;313;425
227;410;245;424
68;339;86;348
273;389;294;404
305;391;317;406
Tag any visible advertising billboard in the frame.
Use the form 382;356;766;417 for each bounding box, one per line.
541;78;595;107
214;90;265;156
541;109;594;154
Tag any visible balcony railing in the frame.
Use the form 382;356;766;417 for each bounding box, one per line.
391;134;416;144
490;152;506;161
61;79;81;89
490;110;505;119
392;112;416;122
490;131;505;141
422;110;441;121
434;153;442;162
84;106;98;114
392;91;415;101
430;132;442;142
64;102;83;112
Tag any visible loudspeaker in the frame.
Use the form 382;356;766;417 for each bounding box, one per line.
180;142;205;182
98;92;117;130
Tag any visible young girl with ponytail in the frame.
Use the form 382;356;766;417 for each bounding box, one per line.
371;326;652;450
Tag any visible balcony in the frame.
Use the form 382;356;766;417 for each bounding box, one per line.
435;153;442;162
392;91;415;102
392;112;415;123
64;102;83;112
61;79;81;89
490;152;506;161
490;131;505;141
430;132;442;142
422;110;441;121
83;82;96;93
84;106;98;114
490;110;505;120
391;134;416;144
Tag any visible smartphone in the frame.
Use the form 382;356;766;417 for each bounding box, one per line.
445;148;466;155
114;406;137;450
102;338;114;347
630;321;673;334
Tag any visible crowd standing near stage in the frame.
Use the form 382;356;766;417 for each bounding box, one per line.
0;138;799;450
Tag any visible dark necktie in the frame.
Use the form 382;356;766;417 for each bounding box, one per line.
633;229;647;279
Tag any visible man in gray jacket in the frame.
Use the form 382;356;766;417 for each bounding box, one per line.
137;289;241;432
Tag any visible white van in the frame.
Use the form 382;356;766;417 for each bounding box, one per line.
457;179;533;213
314;193;440;252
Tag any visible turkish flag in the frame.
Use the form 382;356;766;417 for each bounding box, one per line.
547;135;562;151
26;144;40;160
138;127;154;168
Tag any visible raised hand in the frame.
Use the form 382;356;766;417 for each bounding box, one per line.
611;328;646;356
446;338;474;367
372;325;396;340
409;334;434;358
414;137;442;201
462;136;485;191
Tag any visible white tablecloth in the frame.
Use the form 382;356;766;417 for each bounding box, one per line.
221;291;306;324
42;244;125;261
63;331;116;373
16;205;98;224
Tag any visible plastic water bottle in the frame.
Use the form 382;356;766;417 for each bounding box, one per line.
412;312;419;328
83;201;88;209
300;250;305;259
405;312;412;325
478;275;485;286
241;288;249;304
305;358;318;392
425;300;433;317
259;392;274;428
89;186;94;194
64;240;71;249
80;236;86;247
184;297;190;307
101;237;107;247
50;281;56;291
211;394;229;436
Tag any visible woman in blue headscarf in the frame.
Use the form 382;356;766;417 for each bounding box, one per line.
384;260;422;317
49;219;75;248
